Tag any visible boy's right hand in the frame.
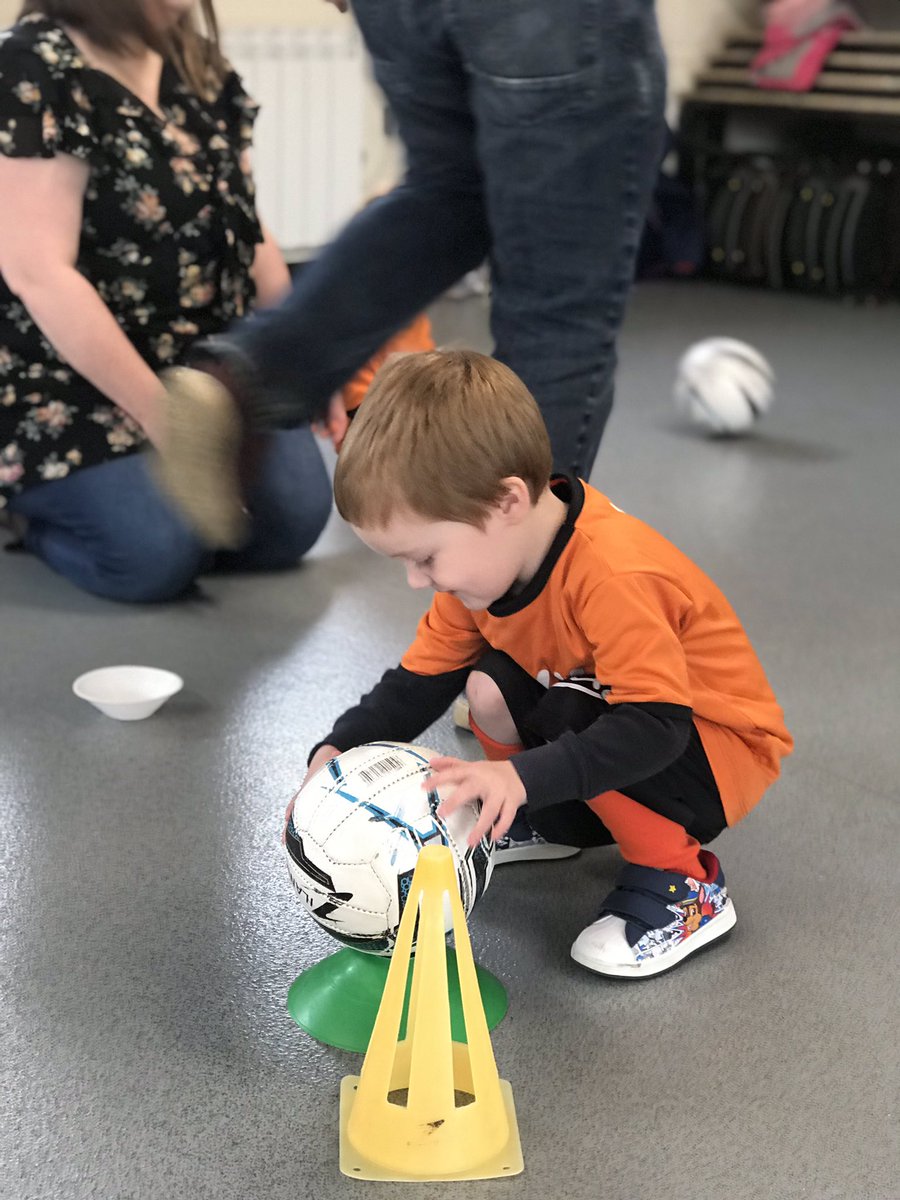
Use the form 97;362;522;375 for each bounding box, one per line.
282;744;341;842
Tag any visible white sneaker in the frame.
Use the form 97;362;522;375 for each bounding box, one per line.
571;851;736;978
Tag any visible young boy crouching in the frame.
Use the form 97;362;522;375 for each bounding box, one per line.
302;349;793;979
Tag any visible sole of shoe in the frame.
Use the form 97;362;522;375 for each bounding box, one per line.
570;898;737;979
451;695;473;731
494;843;582;865
152;367;249;548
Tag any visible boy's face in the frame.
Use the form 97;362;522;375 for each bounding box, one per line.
354;505;527;611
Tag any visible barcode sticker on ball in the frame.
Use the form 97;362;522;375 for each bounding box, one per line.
358;755;407;785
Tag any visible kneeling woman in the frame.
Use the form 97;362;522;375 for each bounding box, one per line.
0;0;333;601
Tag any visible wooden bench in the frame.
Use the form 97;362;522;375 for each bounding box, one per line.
684;29;900;119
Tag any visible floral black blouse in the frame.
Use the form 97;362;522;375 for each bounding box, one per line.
0;14;262;502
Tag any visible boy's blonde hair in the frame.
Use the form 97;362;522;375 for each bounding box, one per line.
334;349;552;529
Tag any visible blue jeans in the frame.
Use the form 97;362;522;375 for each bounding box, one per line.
8;428;332;603
231;0;666;477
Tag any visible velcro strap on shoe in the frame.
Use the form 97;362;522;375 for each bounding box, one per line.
600;885;679;934
618;862;688;897
599;864;690;935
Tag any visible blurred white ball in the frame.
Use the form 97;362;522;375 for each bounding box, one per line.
673;338;774;435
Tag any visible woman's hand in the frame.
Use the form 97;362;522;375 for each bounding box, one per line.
427;755;526;847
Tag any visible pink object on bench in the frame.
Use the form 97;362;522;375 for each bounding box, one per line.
751;0;861;92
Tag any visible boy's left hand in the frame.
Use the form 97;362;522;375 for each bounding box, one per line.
427;756;526;848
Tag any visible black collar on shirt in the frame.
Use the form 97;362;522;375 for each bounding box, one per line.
487;474;585;618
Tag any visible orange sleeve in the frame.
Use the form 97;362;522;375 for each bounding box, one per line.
340;313;435;414
401;591;488;676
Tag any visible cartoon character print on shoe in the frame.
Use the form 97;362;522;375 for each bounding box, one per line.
632;872;728;965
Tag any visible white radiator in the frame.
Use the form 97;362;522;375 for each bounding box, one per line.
223;27;367;259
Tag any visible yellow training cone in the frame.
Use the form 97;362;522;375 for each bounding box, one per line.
339;845;524;1181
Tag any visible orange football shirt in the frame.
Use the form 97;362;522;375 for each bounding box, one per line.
401;478;793;825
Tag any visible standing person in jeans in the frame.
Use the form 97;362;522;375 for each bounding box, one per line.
157;0;667;549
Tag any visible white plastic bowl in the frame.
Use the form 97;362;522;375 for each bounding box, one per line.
72;665;183;721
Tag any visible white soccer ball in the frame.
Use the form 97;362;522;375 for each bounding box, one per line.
673;337;775;435
284;741;495;955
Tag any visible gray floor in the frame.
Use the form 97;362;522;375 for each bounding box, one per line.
2;283;897;1200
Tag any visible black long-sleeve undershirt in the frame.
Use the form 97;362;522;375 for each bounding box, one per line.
313;665;692;810
510;700;690;812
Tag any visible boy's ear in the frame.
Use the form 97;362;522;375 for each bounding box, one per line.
495;476;532;522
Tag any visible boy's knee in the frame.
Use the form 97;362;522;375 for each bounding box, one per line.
466;670;509;724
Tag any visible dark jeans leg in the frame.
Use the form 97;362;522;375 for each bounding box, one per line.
213;427;332;572
456;0;667;476
8;455;207;603
8;432;332;598
232;0;490;427
226;0;665;479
